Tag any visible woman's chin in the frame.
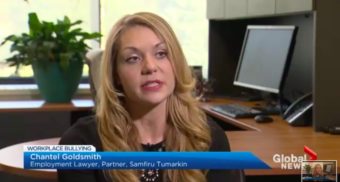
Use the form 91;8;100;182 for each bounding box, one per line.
139;94;169;106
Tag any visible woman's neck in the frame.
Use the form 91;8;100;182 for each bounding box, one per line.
126;100;168;144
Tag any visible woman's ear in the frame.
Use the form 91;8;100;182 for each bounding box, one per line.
114;76;125;97
114;74;123;91
115;75;122;85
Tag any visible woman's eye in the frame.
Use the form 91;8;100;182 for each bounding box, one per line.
125;56;141;63
155;51;167;59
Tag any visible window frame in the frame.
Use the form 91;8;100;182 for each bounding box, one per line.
0;0;100;98
0;77;89;84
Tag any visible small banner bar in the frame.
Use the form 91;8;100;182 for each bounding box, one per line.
24;151;270;170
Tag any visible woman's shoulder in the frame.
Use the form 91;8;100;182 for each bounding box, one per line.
207;116;231;151
59;115;102;150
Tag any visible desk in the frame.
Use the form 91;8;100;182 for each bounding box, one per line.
201;98;340;176
0;99;94;112
0;99;94;126
0;99;94;179
0;99;93;179
0;137;59;180
1;98;339;180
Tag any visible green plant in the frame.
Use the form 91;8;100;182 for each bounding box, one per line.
304;164;312;174
1;12;101;74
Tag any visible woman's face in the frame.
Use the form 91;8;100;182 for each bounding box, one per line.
116;25;175;106
315;165;323;174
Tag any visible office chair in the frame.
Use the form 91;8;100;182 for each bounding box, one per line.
85;49;103;101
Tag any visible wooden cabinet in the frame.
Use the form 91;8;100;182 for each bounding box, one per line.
247;0;275;16
225;0;247;19
276;0;314;14
206;0;225;19
206;0;247;19
207;0;314;20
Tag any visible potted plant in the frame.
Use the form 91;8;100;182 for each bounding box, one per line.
304;164;312;176
1;12;101;103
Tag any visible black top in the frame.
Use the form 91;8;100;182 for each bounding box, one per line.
57;116;244;182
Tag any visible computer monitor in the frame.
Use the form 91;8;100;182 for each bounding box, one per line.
233;25;297;95
324;164;333;173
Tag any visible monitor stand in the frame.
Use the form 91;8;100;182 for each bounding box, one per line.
252;93;282;115
252;103;281;115
223;91;263;102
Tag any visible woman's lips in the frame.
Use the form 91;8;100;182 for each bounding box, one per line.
141;80;163;91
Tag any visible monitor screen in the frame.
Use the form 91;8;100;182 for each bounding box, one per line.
234;25;296;94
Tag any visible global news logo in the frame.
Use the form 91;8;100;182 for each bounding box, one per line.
273;154;307;170
272;146;337;182
272;146;318;170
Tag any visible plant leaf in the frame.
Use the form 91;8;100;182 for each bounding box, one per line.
64;16;71;25
71;20;82;26
2;12;102;73
28;12;41;36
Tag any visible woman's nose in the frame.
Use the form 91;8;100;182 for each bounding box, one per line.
141;56;157;74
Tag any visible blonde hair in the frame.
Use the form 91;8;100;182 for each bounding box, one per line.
96;12;211;182
312;164;323;177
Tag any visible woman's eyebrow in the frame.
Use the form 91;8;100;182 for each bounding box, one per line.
121;46;139;52
155;42;166;48
120;42;165;53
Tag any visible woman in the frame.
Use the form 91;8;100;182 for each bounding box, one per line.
58;12;242;182
312;164;324;178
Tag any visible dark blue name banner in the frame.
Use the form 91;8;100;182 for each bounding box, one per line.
24;152;270;170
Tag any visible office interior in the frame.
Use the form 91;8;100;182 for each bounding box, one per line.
1;1;340;182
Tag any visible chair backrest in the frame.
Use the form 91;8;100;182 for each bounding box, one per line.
85;49;103;100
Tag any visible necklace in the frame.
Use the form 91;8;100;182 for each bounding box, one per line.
141;169;160;182
140;142;165;182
